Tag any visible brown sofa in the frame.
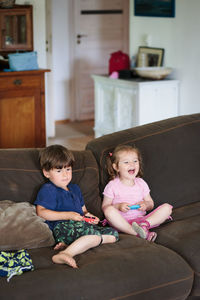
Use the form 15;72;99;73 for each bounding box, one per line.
1;113;200;300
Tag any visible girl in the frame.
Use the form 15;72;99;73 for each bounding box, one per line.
102;145;172;242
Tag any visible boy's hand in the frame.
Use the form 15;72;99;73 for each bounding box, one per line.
84;213;99;224
70;212;84;221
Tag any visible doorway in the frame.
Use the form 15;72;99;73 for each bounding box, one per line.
72;0;129;120
46;0;129;135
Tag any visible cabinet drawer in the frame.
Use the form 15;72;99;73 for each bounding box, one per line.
0;75;41;90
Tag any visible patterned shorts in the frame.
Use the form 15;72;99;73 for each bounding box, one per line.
53;220;119;245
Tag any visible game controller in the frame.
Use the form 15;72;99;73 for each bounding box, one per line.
83;216;96;223
129;205;140;209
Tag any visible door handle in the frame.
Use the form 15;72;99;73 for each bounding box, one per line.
77;34;88;39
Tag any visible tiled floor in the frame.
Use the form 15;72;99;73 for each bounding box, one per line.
47;120;94;151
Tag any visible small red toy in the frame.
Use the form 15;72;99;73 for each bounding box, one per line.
83;216;96;224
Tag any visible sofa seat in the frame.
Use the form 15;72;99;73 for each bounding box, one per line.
86;113;200;299
155;202;200;296
1;235;193;300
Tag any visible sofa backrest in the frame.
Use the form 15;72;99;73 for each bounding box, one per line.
86;114;200;209
0;148;103;219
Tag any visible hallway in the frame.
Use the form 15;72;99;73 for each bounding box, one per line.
47;120;94;150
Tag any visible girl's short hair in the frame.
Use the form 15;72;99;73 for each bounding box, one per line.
107;144;143;180
39;144;75;171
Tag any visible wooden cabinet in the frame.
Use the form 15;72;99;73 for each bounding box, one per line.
0;5;33;54
92;75;179;138
0;69;49;148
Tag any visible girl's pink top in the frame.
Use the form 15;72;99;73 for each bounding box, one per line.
103;177;150;221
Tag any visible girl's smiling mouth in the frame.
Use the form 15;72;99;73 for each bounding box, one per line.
128;169;135;174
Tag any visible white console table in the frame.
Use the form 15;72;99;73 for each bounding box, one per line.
92;75;179;138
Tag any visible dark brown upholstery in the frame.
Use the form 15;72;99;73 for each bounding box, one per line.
86;113;200;208
1;235;193;300
0;148;103;219
87;113;200;298
2;114;200;299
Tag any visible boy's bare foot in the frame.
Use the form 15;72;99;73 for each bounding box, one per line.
54;242;67;251
52;252;78;269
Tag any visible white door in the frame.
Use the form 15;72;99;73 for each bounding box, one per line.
72;0;129;121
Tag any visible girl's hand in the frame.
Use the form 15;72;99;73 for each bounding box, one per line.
138;195;154;212
138;201;147;211
118;203;130;212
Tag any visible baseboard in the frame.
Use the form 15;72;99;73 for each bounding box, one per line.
55;119;94;125
55;119;70;125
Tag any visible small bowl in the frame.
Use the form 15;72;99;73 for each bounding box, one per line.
134;67;172;80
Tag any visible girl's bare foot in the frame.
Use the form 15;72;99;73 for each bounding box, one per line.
54;242;67;251
52;252;78;269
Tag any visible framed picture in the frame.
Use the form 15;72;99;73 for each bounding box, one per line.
137;47;164;67
134;0;175;18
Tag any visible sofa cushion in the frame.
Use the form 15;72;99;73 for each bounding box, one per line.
0;235;193;299
155;207;200;296
0;148;103;219
0;149;44;204
86;113;200;209
0;200;54;251
172;201;200;221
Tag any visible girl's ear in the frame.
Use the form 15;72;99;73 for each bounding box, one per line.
112;163;118;172
42;169;50;178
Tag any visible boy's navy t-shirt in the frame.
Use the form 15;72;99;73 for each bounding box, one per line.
35;182;85;230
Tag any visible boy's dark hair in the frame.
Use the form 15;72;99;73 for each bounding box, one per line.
39;144;75;171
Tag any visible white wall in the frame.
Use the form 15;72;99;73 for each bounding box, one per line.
15;0;200;136
52;0;200;121
130;0;200;115
51;0;73;122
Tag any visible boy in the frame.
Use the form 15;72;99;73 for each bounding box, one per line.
35;145;118;268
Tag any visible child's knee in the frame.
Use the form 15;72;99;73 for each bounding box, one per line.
162;203;173;215
111;235;118;243
102;234;118;244
92;235;103;247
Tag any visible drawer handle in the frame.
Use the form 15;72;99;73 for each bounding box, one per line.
13;79;22;86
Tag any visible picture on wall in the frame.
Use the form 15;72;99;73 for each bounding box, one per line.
134;0;175;18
